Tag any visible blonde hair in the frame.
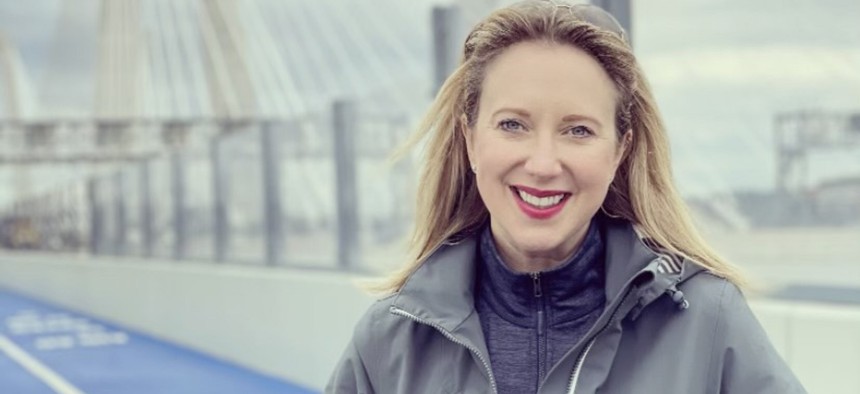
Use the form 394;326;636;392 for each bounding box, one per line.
374;0;744;293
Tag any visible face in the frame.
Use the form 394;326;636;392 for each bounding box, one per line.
464;41;629;272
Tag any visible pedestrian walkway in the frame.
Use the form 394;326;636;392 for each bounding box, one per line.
0;288;316;394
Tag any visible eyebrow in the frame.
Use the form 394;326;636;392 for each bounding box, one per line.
491;107;604;129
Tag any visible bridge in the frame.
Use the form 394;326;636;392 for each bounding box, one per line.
0;0;859;393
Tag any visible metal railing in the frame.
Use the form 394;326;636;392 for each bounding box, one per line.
0;99;416;273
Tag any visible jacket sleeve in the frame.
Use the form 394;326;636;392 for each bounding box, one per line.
711;281;807;393
325;338;375;394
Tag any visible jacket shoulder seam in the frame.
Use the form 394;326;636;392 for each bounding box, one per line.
679;268;722;286
376;292;397;302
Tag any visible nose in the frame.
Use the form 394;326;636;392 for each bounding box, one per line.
523;134;563;179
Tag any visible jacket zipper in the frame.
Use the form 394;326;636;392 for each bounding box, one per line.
565;285;636;394
390;306;499;394
565;262;703;393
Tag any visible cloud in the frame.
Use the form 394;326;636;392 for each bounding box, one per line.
642;45;860;88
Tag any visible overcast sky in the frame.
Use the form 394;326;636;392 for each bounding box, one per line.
0;0;858;204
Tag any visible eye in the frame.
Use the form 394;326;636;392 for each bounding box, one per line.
497;119;525;132
564;125;594;138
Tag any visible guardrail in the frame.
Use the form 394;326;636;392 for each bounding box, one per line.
1;252;859;393
0;101;416;274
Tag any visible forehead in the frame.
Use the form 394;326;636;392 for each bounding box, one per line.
479;41;618;120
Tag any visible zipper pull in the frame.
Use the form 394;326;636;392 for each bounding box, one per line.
531;272;542;298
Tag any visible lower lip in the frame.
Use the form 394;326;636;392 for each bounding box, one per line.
512;188;569;220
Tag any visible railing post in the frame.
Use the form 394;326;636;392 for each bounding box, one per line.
261;121;284;266
140;159;154;258
171;150;188;260
113;170;127;255
332;100;360;270
87;178;103;255
211;134;230;262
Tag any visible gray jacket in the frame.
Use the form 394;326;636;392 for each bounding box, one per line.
326;219;806;393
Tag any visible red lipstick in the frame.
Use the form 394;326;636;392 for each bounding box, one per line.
511;186;570;220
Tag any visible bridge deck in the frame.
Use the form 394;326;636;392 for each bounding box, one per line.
0;288;316;394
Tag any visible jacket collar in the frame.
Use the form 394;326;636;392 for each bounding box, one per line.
390;216;698;333
477;221;605;327
390;236;480;333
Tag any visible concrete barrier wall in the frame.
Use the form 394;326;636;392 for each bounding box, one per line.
1;252;859;392
753;299;860;394
0;252;376;391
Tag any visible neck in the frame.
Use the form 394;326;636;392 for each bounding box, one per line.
491;222;590;273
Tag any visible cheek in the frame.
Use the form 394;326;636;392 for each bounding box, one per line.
472;143;518;204
474;152;512;193
564;148;621;186
472;134;515;171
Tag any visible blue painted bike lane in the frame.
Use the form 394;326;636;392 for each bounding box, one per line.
0;348;55;394
0;288;317;394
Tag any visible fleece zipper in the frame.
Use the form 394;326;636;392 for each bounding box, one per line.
532;272;547;385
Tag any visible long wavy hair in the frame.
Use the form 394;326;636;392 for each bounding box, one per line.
374;0;744;293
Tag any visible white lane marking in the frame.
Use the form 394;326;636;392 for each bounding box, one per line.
0;334;87;394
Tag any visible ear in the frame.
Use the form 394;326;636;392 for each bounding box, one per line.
615;130;632;164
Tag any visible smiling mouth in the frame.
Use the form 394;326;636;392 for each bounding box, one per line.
510;186;571;209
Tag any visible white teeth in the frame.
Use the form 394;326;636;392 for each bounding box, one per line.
516;189;565;208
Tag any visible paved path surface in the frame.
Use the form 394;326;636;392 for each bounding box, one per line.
0;288;317;394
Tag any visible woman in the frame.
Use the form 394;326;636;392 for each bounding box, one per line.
327;1;806;393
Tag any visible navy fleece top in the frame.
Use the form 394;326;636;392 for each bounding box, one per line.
475;222;606;393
